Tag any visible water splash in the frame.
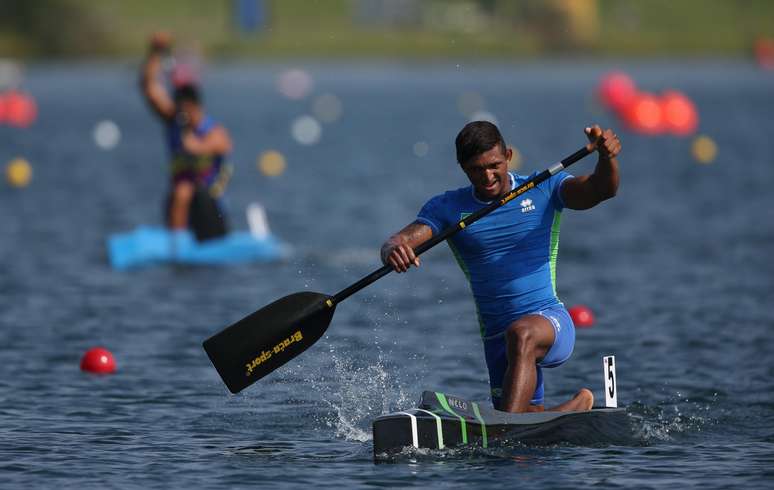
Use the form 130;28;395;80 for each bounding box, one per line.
311;349;414;443
627;391;720;443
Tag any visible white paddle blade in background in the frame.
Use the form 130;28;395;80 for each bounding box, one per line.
247;202;270;239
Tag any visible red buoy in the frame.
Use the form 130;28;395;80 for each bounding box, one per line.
597;71;637;114
660;90;698;136
4;91;37;128
622;92;664;135
754;37;774;70
569;305;595;328
0;93;6;123
80;347;117;374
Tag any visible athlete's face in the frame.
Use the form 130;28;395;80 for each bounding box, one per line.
176;100;203;128
461;145;512;201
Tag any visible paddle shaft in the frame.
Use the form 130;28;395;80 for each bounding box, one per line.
331;146;592;305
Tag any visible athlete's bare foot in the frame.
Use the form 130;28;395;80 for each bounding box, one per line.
548;388;594;412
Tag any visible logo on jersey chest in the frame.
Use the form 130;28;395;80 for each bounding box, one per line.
520;198;536;213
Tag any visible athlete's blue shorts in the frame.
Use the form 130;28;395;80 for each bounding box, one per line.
482;304;575;409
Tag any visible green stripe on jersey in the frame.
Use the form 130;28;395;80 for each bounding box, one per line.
549;210;562;296
447;240;487;338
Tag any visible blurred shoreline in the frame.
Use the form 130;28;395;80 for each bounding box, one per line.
1;0;773;61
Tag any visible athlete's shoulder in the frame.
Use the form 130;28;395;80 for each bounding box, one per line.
198;115;217;132
513;171;538;184
418;184;471;226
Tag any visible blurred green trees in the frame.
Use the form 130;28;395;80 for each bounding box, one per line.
0;0;772;59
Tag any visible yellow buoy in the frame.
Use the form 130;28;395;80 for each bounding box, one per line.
5;158;32;187
691;135;717;164
257;150;286;177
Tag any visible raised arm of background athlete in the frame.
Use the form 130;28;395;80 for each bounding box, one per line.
139;33;232;157
140;32;176;121
561;125;621;210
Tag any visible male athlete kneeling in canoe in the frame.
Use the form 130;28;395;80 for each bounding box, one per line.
381;121;621;413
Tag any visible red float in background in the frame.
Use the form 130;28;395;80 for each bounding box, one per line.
661;90;698;136
569;305;595;328
4;91;37;128
171;63;198;88
0;93;6;123
754;37;774;70
622;92;664;135
597;71;637;114
80;347;117;374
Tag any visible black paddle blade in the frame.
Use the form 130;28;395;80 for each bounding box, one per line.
203;291;336;393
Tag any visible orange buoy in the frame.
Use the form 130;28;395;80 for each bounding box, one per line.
80;347;117;374
569;305;595;328
597;71;637;114
661;90;698;136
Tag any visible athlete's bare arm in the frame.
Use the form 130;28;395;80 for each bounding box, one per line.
561;125;621;210
181;125;232;156
140;32;175;121
380;222;433;273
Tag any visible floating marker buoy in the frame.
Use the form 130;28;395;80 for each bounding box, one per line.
569;305;595;328
598;71;637;114
257;150;286;176
291;115;322;146
754;37;774;70
80;347;117;374
692;135;718;164
4;90;37;128
412;141;429;157
277;69;313;100
661;90;698;136
0;92;6;123
5;157;32;188
93;120;122;150
623;93;664;135
171;63;199;88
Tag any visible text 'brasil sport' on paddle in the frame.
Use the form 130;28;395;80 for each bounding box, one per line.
202;144;593;395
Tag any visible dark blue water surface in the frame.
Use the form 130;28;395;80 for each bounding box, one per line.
1;60;773;488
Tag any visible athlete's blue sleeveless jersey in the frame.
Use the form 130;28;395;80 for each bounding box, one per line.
416;171;573;337
166;115;218;157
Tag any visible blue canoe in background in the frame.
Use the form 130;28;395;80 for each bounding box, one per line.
107;204;290;270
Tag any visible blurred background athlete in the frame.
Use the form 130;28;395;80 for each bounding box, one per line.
140;32;233;240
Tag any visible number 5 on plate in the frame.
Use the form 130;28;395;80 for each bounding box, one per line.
603;355;617;408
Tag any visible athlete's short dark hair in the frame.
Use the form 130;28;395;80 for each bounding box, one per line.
455;121;506;166
173;84;201;105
